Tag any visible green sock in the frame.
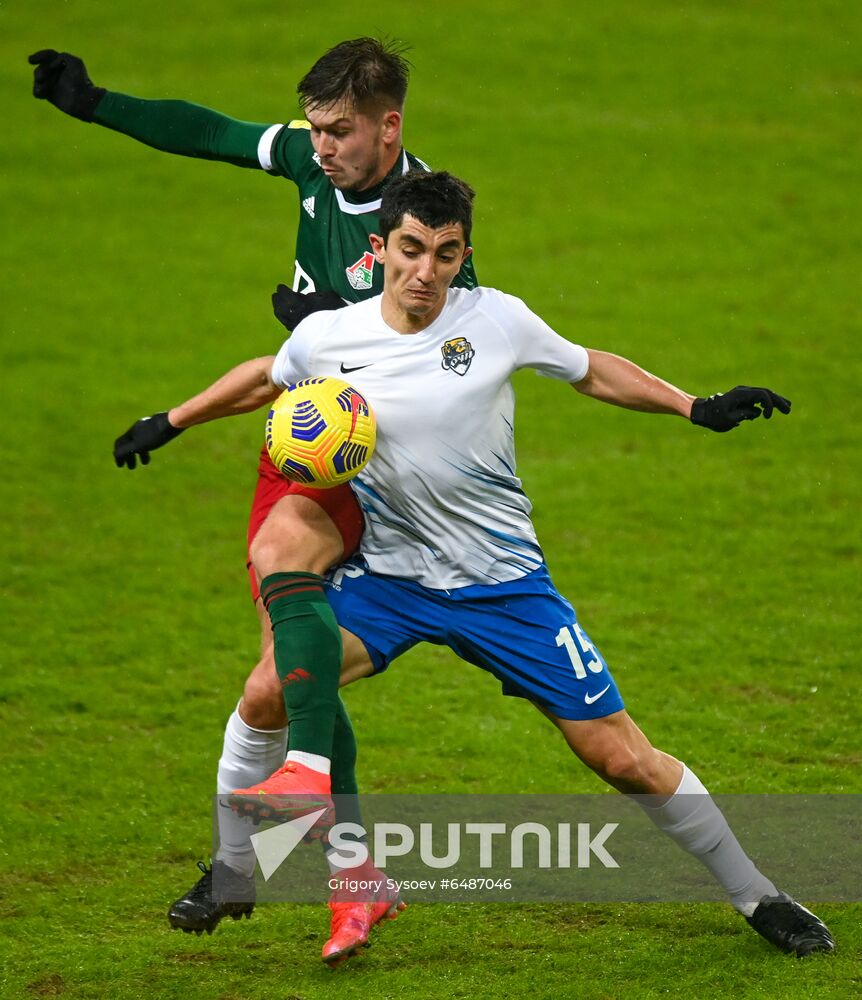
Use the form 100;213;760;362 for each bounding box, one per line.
329;697;367;852
331;698;358;798
260;572;342;758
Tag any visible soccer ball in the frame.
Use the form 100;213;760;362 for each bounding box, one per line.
265;377;376;488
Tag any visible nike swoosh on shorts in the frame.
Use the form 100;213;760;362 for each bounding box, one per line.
584;684;611;705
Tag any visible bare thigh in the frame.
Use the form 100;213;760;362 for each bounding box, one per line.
249;493;345;580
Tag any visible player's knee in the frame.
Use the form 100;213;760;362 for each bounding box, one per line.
595;747;664;793
241;666;287;730
595;747;640;787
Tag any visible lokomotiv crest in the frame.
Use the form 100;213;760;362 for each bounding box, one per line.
346;251;375;291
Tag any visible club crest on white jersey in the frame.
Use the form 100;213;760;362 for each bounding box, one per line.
441;337;475;376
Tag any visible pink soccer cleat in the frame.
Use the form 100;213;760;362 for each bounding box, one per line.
322;865;406;968
227;760;333;830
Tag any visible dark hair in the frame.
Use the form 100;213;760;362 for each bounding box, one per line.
380;170;475;246
298;37;410;115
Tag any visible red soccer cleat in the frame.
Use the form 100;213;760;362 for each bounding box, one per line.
227;760;333;829
322;867;406;968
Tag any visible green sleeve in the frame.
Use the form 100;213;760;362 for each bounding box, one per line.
92;91;270;168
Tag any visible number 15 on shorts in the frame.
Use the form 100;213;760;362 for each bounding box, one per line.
555;624;605;678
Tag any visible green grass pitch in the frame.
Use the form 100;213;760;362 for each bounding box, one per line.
2;2;860;998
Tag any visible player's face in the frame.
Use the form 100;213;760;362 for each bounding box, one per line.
305;101;401;192
370;215;472;332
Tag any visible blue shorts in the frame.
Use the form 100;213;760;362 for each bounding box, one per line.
325;560;625;721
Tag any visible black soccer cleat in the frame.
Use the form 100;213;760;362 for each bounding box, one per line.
168;860;255;935
745;892;835;957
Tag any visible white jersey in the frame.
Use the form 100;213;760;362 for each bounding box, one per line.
271;287;589;590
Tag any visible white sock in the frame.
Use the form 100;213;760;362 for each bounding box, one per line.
638;764;777;914
286;750;331;775
215;705;288;878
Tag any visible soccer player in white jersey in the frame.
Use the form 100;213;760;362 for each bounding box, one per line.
116;170;834;963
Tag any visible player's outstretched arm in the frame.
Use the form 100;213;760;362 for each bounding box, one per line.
573;350;695;416
29;49;104;120
29;49;267;167
114;357;279;470
168;357;280;428
574;349;790;431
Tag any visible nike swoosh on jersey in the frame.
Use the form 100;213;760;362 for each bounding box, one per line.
584;684;611;706
340;363;373;374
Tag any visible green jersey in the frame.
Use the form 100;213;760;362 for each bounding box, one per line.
259;121;478;300
92;93;477;301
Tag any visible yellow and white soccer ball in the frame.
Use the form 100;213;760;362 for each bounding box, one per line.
265;377;376;488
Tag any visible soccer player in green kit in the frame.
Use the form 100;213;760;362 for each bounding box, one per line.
31;38;477;961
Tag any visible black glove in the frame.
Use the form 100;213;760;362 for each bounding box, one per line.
29;49;105;121
272;284;346;332
690;386;791;433
114;412;184;470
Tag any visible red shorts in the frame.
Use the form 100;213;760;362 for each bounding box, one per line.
246;446;365;602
